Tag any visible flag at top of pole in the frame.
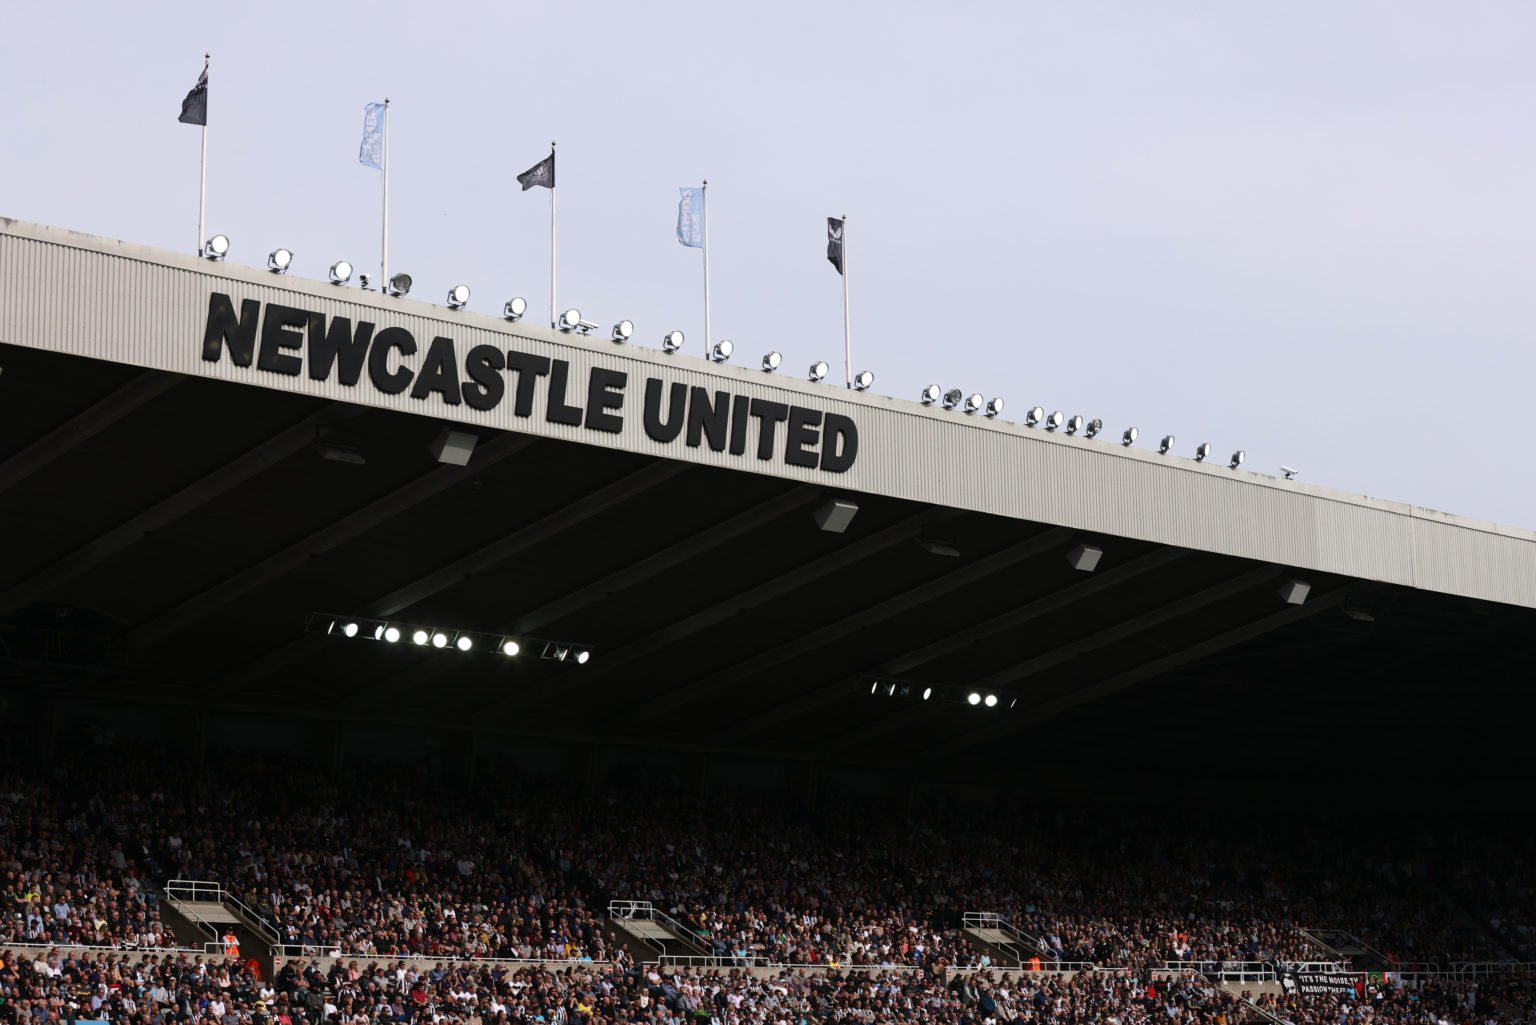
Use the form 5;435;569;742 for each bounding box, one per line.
359;103;385;169
178;60;208;126
677;188;704;248
518;151;555;190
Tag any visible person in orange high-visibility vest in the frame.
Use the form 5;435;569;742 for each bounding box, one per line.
1027;955;1042;972
223;931;240;959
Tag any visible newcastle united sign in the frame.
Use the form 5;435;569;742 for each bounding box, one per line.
200;293;858;473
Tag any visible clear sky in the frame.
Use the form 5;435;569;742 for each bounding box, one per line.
3;1;1533;528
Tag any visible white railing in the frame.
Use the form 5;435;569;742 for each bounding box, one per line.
1162;960;1279;982
1451;961;1536;978
165;879;225;903
607;899;714;961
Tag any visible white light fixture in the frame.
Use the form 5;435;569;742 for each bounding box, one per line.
267;249;293;274
963;393;984;414
1085;419;1103;439
1045;411;1065;431
942;389;963;410
455;634;473;652
762;351;782;372
204;234;229;260
1195;442;1212;462
501;640;520;656
920;384;942;405
870;680;879;694
662;330;685;353
1065;415;1084;435
575;650;591;664
853;370;874;391
809;361;830;382
431;632;448;649
922;687;932;700
612;320;634;343
813;498;859;533
967;692;982;706
710;339;733;363
984;397;1004;418
1230;450;1245;469
1024;406;1043;426
1066;543;1103;573
1281;465;1299;480
984;693;998;708
358;273;372;289
329;261;354;285
504;297;528;321
1159;434;1175;454
341;622;359;638
412;629;429;646
387;272;412;297
1122;427;1138;446
446;285;471;309
558;309;582;332
383;626;401;643
1279;579;1311;605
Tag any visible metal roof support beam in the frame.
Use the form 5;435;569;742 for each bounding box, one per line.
0;404;351;618
119;435;538;652
211;460;690;691
0;371;179;498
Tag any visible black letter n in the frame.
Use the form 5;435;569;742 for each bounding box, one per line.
202;293;260;366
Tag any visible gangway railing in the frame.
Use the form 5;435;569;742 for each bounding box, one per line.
608;900;714;962
165;879;281;949
962;911;1051;966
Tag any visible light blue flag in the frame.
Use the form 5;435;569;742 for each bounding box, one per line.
359;103;385;169
677;187;703;248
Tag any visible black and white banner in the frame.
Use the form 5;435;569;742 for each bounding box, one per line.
1281;971;1362;996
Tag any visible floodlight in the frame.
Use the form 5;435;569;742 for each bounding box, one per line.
984;694;998;707
1085;419;1103;439
1122;427;1138;446
762;351;782;372
341;622;359;638
1065;415;1084;435
204;234;229;260
963;393;983;414
431;632;448;649
612;320;634;343
558;309;582;332
853;370;874;391
871;681;879;694
575;649;591;664
412;630;429;646
503;297;528;321
967;692;982;706
501;640;520;656
710;339;734;363
267;249;293;274
942;389;963;410
374;625;385;640
1045;411;1064;431
446;285;471;309
1159;434;1175;454
920;384;942;405
1230;450;1245;469
809;361;830;382
383;626;400;643
1194;442;1212;462
662;330;685;353
887;683;897;697
1024;406;1043;426
455;634;473;652
328;261;353;285
984;397;1004;418
922;687;932;700
387;272;412;297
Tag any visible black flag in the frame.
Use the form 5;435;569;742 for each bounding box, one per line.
517;152;555;191
178;63;208;126
826;217;844;275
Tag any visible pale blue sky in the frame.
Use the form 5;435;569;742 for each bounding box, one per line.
4;1;1533;527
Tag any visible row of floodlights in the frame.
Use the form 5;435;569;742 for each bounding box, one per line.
314;615;591;665
918;388;1246;468
869;679;1018;709
207;237;423;301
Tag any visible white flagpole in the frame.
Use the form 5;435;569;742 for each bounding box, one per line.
549;140;557;327
841;214;852;388
702;180;711;356
380;98;390;291
196;54;208;256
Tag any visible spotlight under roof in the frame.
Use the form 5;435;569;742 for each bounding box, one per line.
203;234;229;260
942;389;963;410
501;640;520;656
431;632;448;649
387;272;412;297
1024;406;1043;426
1159;434;1175;455
984;397;1004;418
504;296;528;321
412;630;429;646
574;649;591;665
920;384;942;405
328;260;353;285
558;309;582;332
455;634;473;652
1122;427;1138;446
710;339;734;363
612;320;634;343
809;361;830;382
762;351;782;372
662;330;685;353
967;692;982;706
984;693;998;708
446;284;471;309
267;248;292;274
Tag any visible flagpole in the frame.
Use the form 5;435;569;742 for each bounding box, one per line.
841;213;851;388
701;180;711;357
196;54;209;256
380;98;390;291
549;140;557;327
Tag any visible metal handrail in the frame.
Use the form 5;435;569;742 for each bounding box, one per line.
606;899;713;961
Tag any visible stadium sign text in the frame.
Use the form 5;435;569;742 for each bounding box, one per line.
200;294;857;473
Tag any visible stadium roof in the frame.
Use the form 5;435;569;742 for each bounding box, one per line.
2;218;1532;782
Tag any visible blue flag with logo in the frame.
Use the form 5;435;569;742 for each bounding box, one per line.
677;187;703;248
359;103;385;169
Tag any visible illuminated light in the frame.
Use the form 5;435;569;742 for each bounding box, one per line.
967;692;982;706
963;393;983;414
612;320;634;343
328;261;353;285
342;622;359;638
431;632;448;649
984;694;998;707
574;649;591;664
809;361;830;382
1065;415;1084;435
503;297;528;321
762;351;782;372
922;687;932;700
1159;434;1175;455
1122;427;1138;446
412;630;429;646
446;285;471;309
501;640;520;656
267;249;293;274
1230;450;1246;469
710;339;733;363
1195;442;1212;462
1045;410;1064;431
662;330;685;353
383;626;401;643
558;309;582;332
204;234;229;260
920;384;942;405
853;370;874;391
1024;407;1043;426
455;635;473;652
